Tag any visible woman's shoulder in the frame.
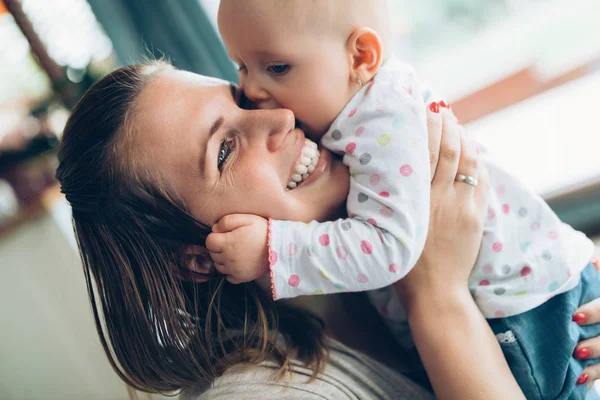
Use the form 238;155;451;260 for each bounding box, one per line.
180;340;434;400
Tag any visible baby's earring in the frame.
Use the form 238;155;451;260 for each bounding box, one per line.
356;75;363;87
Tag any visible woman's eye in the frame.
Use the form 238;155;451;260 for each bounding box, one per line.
267;64;289;75
218;137;235;170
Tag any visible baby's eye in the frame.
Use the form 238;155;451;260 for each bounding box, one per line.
267;64;290;75
236;63;247;73
218;137;235;170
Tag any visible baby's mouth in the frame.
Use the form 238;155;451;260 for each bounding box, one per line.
287;138;319;189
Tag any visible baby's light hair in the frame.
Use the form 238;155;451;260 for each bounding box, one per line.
246;0;391;58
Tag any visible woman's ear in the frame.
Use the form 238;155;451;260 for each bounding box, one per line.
173;245;213;283
346;27;383;86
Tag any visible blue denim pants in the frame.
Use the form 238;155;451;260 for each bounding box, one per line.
488;262;600;399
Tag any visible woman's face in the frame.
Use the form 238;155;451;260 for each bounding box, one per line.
132;70;349;226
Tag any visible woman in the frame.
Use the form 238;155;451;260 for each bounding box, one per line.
56;62;600;399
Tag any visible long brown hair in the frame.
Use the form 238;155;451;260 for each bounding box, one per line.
55;61;327;394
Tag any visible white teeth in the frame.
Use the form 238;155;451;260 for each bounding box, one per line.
295;164;308;174
287;139;320;190
303;147;317;158
292;174;302;183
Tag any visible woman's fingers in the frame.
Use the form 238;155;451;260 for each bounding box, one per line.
575;335;600;361
434;108;462;186
574;298;600;325
426;101;443;180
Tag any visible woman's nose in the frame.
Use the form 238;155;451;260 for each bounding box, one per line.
248;108;295;152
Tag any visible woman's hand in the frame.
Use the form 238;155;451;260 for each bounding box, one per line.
573;264;600;388
397;102;489;308
396;101;525;400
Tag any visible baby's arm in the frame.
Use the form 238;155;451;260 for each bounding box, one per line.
270;63;431;300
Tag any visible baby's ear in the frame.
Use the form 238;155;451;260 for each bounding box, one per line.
346;27;383;86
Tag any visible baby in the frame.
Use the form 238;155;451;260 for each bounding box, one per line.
210;0;599;397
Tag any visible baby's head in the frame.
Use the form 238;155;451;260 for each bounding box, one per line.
218;0;391;138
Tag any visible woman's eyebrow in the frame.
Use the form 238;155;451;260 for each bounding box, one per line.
208;116;224;138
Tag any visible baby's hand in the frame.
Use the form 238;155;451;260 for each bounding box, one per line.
206;214;269;284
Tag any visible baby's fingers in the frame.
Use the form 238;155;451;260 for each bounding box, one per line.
212;214;254;233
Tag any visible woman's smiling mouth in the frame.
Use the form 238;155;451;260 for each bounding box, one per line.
287;138;319;189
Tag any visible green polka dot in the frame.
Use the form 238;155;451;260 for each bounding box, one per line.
320;269;331;280
411;138;420;149
334;283;345;290
377;134;391;146
395;235;407;247
548;282;559;291
313;290;324;295
515;290;528;296
392;119;403;129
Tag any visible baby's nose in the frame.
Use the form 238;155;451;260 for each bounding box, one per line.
243;77;270;103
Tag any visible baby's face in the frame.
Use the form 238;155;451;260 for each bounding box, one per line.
218;0;355;139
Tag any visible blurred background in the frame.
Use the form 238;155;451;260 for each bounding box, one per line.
0;0;599;398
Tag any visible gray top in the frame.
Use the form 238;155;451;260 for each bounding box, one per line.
181;339;435;399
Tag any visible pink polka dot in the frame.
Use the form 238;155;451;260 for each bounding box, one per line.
367;218;377;226
389;263;399;273
269;251;278;265
520;266;532;277
376;107;386;113
360;240;373;254
357;273;369;283
379;191;390;198
345;142;357;154
288;274;300;287
369;174;381;185
482;263;493;274
348;108;358;118
531;222;540;231
567;268;572;277
548;231;558;240
502;204;510;214
479;280;490;286
355;126;365;136
336;246;349;260
318;234;330;246
288;243;298;256
492;241;503;252
488;208;496;221
380;206;394;217
494;311;506;318
402;86;413;95
399;164;413;177
496;185;506;196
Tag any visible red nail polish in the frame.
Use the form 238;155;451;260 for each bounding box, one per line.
576;373;588;385
439;100;449;108
429;102;439;113
573;312;587;324
576;348;591;360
